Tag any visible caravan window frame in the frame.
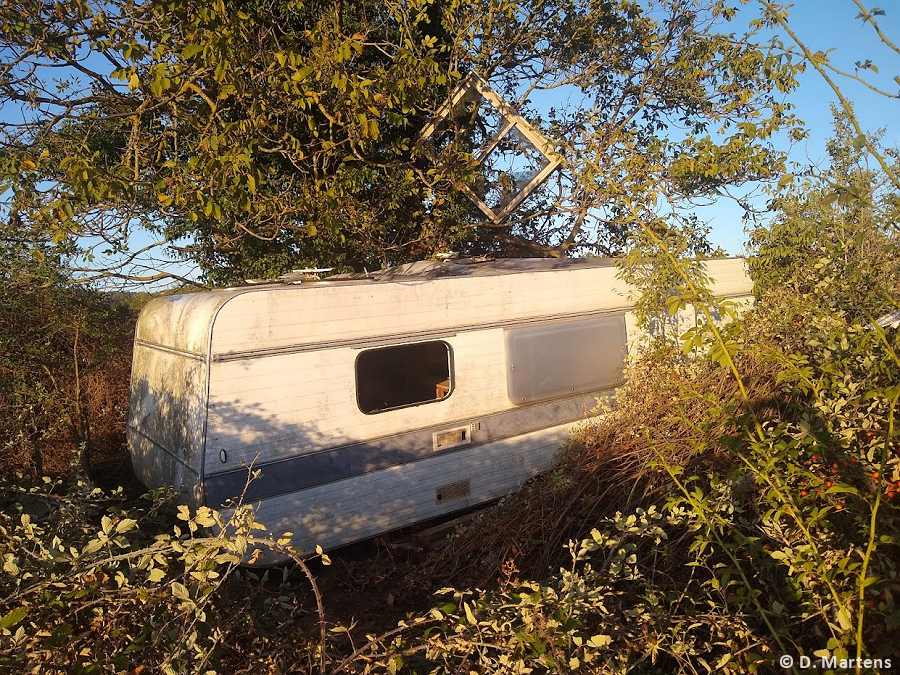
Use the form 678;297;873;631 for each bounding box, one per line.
504;315;627;405
355;340;454;415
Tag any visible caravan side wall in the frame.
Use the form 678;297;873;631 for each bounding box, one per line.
198;264;634;551
203;325;617;550
127;292;231;505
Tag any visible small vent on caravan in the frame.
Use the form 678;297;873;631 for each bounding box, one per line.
436;479;471;504
433;425;471;451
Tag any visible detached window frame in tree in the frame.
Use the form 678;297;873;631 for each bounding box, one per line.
418;73;563;223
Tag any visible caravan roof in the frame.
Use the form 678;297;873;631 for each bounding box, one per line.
135;257;751;358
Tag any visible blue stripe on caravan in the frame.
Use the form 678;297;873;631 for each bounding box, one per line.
203;390;614;507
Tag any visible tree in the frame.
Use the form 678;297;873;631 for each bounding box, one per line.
1;0;803;285
749;107;900;316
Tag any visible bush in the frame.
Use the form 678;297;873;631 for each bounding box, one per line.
0;476;334;674
747;108;900;319
0;232;135;478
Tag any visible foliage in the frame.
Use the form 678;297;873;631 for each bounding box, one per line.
1;0;802;283
350;505;770;673
0;228;134;478
0;477;332;674
616;219;722;340
748;108;900;317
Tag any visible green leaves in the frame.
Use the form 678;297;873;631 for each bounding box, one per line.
292;65;315;82
171;581;191;602
0;606;27;630
1;0;809;284
181;44;203;59
0;479;308;673
749;108;899;312
854;59;879;74
586;634;611;648
856;7;887;22
147;567;166;583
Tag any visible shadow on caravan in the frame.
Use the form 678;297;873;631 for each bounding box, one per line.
127;257;753;554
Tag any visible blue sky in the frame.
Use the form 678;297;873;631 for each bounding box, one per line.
775;0;900;157
701;0;900;254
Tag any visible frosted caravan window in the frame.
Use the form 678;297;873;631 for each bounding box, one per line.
356;341;453;414
505;316;627;404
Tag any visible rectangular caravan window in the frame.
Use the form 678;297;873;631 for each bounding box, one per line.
505;316;626;404
357;341;452;414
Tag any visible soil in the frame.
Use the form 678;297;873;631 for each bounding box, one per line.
285;504;505;636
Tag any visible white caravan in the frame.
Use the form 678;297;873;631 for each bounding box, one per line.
127;257;752;552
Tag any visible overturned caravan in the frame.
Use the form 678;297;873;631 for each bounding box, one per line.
127;257;753;553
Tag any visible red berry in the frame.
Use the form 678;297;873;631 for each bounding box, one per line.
873;471;881;480
826;481;834;488
800;490;808;497
888;492;896;499
851;457;858;464
835;503;844;511
811;454;819;462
